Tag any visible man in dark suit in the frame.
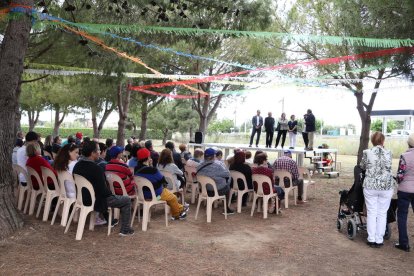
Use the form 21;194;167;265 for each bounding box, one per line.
249;110;263;147
264;112;275;148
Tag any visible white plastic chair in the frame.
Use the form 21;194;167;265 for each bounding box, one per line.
12;164;31;212
134;176;169;231
65;174;112;240
40;166;60;222
26;166;46;216
250;174;279;219
298;167;316;201
160;170;185;205
195;175;227;223
184;165;198;204
229;170;253;213
105;172;139;229
274;170;297;209
51;171;76;227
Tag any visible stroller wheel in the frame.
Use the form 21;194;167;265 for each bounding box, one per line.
347;220;357;240
384;223;392;240
336;219;343;231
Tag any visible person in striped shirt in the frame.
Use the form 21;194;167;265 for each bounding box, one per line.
105;146;136;196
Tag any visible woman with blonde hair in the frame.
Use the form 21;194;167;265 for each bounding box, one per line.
360;131;395;248
157;148;185;191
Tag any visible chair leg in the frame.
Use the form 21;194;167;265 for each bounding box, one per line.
36;193;45;218
107;208;112;236
130;199;139;227
294;188;297;205
276;196;279;215
42;194;53;222
237;191;243;213
76;209;88;241
142;204;150;232
251;195;257;216
60;200;74;227
303;184;308;201
88;211;96;231
195;197;202;220
284;189;289;209
24;190;31;214
263;197;268;219
164;204;169;227
51;198;62;225
191;184;197;204
223;198;227;220
64;206;77;234
17;188;25;210
228;189;234;208
206;198;212;223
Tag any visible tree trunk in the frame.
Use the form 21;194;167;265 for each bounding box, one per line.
189;126;193;141
199;115;207;134
97;107;114;138
116;83;131;147
139;99;148;141
52;105;66;137
91;106;99;138
0;0;33;239
28;109;40;131
162;129;169;145
14;82;22;135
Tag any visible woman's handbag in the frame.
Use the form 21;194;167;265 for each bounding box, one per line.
275;122;281;131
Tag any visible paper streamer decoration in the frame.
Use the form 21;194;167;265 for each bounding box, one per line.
131;46;414;90
40;21;414;49
60;24;209;97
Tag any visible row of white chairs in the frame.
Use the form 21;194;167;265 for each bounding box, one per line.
183;164;316;222
12;164;171;240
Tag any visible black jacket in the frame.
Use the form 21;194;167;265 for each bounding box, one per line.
305;113;316;132
264;116;275;132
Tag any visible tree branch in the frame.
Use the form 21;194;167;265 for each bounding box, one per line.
19;74;49;84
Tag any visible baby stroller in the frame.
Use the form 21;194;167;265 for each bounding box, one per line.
337;165;396;240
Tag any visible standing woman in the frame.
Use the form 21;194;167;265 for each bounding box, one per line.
288;115;298;149
274;113;289;149
360;131;395;248
53;143;79;198
395;133;414;252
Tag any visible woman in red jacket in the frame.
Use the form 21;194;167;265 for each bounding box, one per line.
26;142;57;190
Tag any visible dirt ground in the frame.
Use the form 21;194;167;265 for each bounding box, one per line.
1;155;414;275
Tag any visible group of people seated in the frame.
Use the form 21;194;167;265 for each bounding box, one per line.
13;130;308;237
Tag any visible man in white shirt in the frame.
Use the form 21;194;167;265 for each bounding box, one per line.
16;131;39;183
249;110;263;147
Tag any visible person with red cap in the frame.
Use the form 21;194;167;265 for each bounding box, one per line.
135;148;188;220
75;132;83;146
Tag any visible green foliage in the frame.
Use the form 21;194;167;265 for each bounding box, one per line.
21;126;167;140
371;119;405;133
208;119;235;133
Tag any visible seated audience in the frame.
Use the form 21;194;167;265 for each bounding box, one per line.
105;146;136;196
12;139;23;165
44;135;53;156
178;143;192;161
273;150;304;202
96;142;108;171
17;131;39;184
127;144;141;173
186;149;204;167
245;151;253;165
165;141;184;170
229;151;253;207
196;148;234;214
26;142;57;190
75;132;83;146
73;141;134;236
135;148;187;220
252;152;285;208
62;135;75;147
52;135;62;154
145;140;159;168
125;138;134;159
157;148;185;191
105;138;114;162
53;143;79;198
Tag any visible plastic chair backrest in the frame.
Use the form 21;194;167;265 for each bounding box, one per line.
196;175;219;197
27;166;44;191
252;174;273;196
134;176;157;201
274;170;293;188
73;174;96;207
230;170;248;192
57;170;73;198
184;165;197;183
13;164;31;188
105;172;128;196
159;170;178;192
41;166;60;194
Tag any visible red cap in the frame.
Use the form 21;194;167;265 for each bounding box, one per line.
137;148;151;160
76;132;83;139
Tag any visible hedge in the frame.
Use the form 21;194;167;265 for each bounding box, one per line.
21;126;171;140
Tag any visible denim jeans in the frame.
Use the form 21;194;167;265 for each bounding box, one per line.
397;191;414;246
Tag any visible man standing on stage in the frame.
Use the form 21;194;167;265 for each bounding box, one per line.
249;110;263;147
305;109;316;151
264;112;275;148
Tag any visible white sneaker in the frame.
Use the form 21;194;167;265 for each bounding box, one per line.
95;217;107;226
